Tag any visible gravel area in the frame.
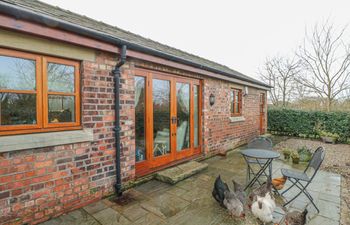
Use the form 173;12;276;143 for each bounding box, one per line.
272;137;350;225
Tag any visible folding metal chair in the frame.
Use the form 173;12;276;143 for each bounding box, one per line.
246;136;273;184
281;146;325;213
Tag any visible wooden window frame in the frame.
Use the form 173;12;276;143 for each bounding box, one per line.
0;48;81;136
230;88;242;116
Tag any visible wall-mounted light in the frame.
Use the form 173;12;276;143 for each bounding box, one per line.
209;93;215;106
243;86;249;96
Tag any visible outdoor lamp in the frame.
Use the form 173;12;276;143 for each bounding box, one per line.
209;93;215;106
244;86;249;96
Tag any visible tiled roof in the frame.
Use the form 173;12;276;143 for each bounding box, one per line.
1;0;269;87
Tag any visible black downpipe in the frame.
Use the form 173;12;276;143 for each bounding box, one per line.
112;45;127;197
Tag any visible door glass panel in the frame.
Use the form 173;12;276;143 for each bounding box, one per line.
153;79;170;157
176;83;190;151
48;95;75;123
0;55;36;91
194;85;199;148
47;62;75;93
0;93;36;125
135;76;146;162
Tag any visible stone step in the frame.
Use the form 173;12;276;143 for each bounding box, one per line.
155;161;208;184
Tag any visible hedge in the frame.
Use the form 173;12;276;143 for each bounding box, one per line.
267;109;350;143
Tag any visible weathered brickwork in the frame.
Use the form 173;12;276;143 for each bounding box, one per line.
0;51;136;225
202;78;265;155
0;54;266;225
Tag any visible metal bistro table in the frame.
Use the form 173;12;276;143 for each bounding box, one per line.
241;148;280;191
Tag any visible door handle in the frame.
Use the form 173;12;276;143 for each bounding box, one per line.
171;116;177;124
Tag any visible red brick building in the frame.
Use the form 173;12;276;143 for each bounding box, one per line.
0;0;270;224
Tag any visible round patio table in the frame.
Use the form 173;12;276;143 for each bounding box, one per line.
241;149;280;190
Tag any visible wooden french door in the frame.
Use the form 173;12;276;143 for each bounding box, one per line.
259;93;266;134
134;69;201;176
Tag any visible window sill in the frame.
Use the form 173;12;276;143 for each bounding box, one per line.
0;129;94;153
229;116;245;123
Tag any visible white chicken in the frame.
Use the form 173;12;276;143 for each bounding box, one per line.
251;192;276;224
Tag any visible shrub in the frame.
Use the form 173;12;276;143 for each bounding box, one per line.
297;146;312;162
291;151;300;164
318;130;340;139
290;151;300;159
282;148;292;160
268;109;350;143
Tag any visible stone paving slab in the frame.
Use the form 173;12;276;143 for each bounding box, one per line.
40;209;99;225
39;151;341;225
91;208;130;225
155;161;208;184
83;201;109;215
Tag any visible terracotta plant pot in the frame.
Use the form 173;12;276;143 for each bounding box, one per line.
321;136;336;144
292;157;300;164
283;153;290;160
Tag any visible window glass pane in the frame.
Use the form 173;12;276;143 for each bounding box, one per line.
194;85;199;147
0;93;36;125
230;90;234;114
176;83;190;151
48;95;75;123
153;79;170;157
135;76;146;162
0;55;36;90
47;63;75;93
235;92;240;113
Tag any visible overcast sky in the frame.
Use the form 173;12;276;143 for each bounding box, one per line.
41;0;350;79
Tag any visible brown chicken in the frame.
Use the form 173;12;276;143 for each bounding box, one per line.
272;177;287;190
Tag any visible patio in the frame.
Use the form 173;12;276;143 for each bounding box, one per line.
41;149;341;225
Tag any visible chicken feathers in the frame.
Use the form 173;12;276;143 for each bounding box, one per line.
251;192;276;223
232;179;246;205
212;175;229;207
223;190;245;218
285;208;308;225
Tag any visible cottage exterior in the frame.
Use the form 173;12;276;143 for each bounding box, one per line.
0;0;270;224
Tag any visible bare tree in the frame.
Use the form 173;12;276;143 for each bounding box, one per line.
296;22;350;111
293;81;309;100
259;56;300;107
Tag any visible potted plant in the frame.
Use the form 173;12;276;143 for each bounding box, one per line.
319;130;339;144
291;152;300;164
297;146;312;162
282;148;292;160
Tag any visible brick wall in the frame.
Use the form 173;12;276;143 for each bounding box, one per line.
0;53;266;225
202;78;265;155
0;51;136;225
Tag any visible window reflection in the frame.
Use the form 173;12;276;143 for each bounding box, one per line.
0;93;36;125
48;95;75;123
153;79;171;157
47;63;75;93
176;83;190;151
0;55;36;91
135;76;146;162
231;89;242;115
194;85;199;147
